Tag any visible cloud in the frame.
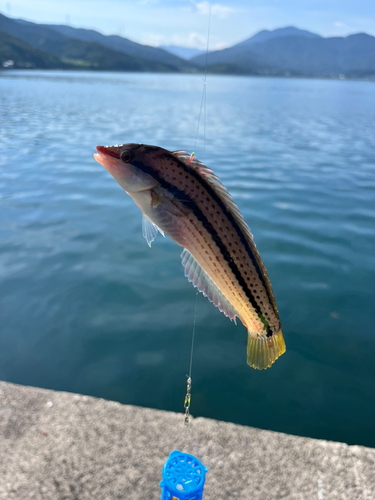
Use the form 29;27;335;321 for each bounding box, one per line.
188;0;234;19
145;34;165;46
213;42;228;50
186;32;207;47
144;31;207;48
333;22;345;27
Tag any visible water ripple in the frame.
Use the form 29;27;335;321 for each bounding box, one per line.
1;71;375;446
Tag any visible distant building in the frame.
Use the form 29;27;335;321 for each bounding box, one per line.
2;60;14;68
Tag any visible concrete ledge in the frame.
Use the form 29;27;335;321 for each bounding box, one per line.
0;381;374;499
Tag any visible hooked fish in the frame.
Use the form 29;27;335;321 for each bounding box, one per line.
94;144;285;369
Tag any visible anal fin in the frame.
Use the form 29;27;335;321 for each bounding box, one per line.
181;249;238;323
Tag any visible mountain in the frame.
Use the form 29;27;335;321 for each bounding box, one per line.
159;45;205;60
241;33;375;76
192;43;280;76
0;13;189;72
19;20;196;71
0;29;67;69
235;26;321;48
191;26;322;69
1;14;374;79
191;27;375;77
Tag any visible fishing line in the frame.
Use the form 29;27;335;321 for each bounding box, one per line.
183;6;211;456
188;4;211;390
187;2;211;397
188;290;199;380
187;426;203;462
183;290;197;430
194;4;211;154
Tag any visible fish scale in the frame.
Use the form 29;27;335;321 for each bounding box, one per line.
158;152;278;331
94;143;286;369
178;203;267;333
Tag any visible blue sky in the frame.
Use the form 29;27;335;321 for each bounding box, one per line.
2;0;375;49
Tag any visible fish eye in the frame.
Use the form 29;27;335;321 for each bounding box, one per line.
121;149;133;163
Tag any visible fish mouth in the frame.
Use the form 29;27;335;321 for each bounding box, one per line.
94;145;120;166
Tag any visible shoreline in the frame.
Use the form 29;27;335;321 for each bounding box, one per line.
1;68;375;83
1;380;374;499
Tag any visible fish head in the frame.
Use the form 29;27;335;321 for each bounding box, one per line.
94;143;159;193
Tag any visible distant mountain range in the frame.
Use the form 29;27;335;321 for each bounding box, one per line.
191;27;375;78
1;14;375;79
235;26;321;48
0;28;68;69
0;13;193;72
159;45;205;60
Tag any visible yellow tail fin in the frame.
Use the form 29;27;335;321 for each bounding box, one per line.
247;329;286;370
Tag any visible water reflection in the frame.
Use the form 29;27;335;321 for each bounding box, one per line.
1;71;375;446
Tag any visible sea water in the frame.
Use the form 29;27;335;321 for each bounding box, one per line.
1;70;374;446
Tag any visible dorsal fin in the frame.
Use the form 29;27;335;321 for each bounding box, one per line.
172;150;255;243
181;249;238;323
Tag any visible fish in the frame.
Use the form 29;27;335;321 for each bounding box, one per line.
94;143;285;369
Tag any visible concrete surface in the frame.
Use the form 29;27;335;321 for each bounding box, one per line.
0;381;374;500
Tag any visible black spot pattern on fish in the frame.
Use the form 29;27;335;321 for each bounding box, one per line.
132;158;274;334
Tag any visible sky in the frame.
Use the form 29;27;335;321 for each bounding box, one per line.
1;0;375;50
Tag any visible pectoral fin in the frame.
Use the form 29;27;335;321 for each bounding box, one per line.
142;214;165;247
